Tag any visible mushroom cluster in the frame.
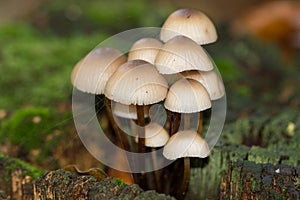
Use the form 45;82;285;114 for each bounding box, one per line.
71;8;224;199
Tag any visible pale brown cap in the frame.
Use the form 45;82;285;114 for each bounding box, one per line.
135;122;169;147
164;78;211;113
128;38;163;64
71;58;83;85
181;70;225;100
155;36;213;74
105;60;168;105
71;47;126;94
160;8;217;45
163;130;210;160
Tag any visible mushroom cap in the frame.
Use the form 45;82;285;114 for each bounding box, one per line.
128;38;163;64
71;58;83;85
135;122;169;147
160;8;217;45
164;78;211;113
155;36;214;74
181;70;225;100
163;130;210;160
105;60;168;105
71;47;126;94
113;102;149;119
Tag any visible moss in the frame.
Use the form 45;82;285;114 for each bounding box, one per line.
221;108;300;148
113;178;126;188
0;153;43;181
0;107;54;150
0;23;107;109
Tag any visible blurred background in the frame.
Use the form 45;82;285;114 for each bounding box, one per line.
0;0;299;173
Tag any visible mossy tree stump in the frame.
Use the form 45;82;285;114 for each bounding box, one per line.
0;153;43;200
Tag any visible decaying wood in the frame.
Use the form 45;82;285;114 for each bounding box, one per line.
220;161;300;199
0;154;175;200
0;153;39;200
33;169;176;200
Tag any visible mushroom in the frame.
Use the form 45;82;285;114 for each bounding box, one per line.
181;70;225;133
138;122;169;190
134;122;169;148
105;60;168;153
71;47;126;94
105;59;168;189
128;38;163;64
163;130;209;160
163;78;211;198
181;70;225;101
155;35;214;74
70;47;130;151
164;78;211;115
160;8;217;45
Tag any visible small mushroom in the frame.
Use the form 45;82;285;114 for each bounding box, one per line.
164;78;211;114
155;36;214;74
160;8;217;45
163;78;211;199
71;47;126;94
105;60;168;152
105;60;168;106
181;70;225;133
134;122;169;148
163;130;209;160
105;60;168;188
128;38;163;64
70;47;131;156
181;70;225;101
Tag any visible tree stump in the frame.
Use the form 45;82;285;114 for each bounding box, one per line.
33;169;176;200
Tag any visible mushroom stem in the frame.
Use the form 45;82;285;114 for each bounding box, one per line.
151;150;161;190
184;113;190;130
130;120;137;152
104;97;131;151
162;111;182;193
173;113;191;199
170;112;181;135
197;112;204;136
136;105;145;153
136;105;147;189
176;157;190;199
164;110;172;132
